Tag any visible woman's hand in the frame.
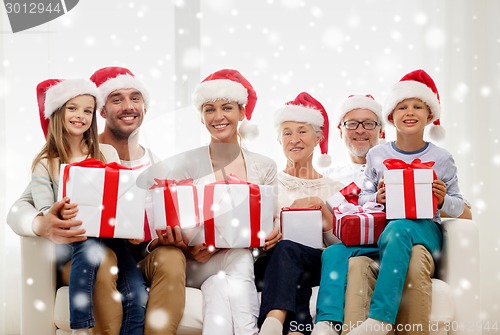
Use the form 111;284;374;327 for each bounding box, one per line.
262;226;281;251
289;196;323;210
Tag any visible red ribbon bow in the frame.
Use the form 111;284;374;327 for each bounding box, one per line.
149;178;195;189
339;182;361;205
203;174;262;248
383;158;435;171
62;158;133;238
383;158;438;219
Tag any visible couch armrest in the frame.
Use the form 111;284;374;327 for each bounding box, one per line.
439;219;481;335
21;237;56;335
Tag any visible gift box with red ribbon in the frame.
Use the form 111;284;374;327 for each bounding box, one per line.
333;202;387;246
186;174;274;248
150;178;200;231
280;208;323;249
325;182;361;211
383;158;439;220
58;158;147;239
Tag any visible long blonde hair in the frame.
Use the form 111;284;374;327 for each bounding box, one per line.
31;96;104;179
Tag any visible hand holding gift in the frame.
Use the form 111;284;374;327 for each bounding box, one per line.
432;179;447;207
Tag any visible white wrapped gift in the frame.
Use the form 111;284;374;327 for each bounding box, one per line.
280;208;323;249
186;176;274;248
150;178;200;231
58;159;146;239
384;160;438;220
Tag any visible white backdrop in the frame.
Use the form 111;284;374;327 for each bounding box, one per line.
1;1;499;334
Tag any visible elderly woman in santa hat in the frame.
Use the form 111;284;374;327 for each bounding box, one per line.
256;92;343;335
141;69;279;335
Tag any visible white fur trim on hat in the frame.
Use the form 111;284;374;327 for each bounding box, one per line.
338;96;383;126
274;105;325;127
383;81;441;124
192;79;248;110
98;74;150;108
44;79;102;119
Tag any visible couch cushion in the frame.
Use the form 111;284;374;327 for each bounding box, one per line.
54;281;452;333
54;285;204;335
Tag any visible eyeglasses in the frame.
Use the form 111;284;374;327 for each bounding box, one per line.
341;120;380;130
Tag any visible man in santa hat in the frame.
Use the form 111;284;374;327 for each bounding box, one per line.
7;66;186;335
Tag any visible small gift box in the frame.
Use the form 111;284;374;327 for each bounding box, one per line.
325;182;361;211
58;158;146;239
383;158;439;220
280;208;323;249
150;178;200;230
333;202;387;246
187;175;274;248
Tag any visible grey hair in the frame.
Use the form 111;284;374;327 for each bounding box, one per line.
276;122;324;143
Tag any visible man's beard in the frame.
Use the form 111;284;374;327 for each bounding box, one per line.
108;123;139;141
347;142;372;159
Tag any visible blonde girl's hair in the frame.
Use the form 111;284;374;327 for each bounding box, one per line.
31;95;105;179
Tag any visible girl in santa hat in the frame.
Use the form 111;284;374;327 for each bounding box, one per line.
255;92;343;335
141;68;279;335
31;78;147;335
312;69;464;335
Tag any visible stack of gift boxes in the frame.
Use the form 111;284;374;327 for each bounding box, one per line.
59;158;438;248
59;160;274;247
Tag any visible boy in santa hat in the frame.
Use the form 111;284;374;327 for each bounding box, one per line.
313;69;464;335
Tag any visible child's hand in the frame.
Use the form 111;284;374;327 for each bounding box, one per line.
432;179;447;207
59;197;79;220
376;179;386;204
128;238;144;245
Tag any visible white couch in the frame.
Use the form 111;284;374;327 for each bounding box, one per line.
19;219;481;335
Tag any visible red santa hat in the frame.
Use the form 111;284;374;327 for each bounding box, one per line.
192;69;258;140
383;69;445;140
37;78;102;137
274;92;331;167
338;94;385;139
89;66;150;109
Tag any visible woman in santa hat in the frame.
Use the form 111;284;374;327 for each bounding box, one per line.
141;69;279;335
256;92;343;335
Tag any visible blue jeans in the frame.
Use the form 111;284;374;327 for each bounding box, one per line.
70;238;148;334
256;240;323;335
316;219;442;325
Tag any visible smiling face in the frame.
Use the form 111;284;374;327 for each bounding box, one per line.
100;88;146;140
389;98;432;136
201;99;245;144
63;94;95;138
340;108;382;163
280;121;320;165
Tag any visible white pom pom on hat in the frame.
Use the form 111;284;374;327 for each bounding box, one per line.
274;92;331;167
192;69;258;141
383;69;444;140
